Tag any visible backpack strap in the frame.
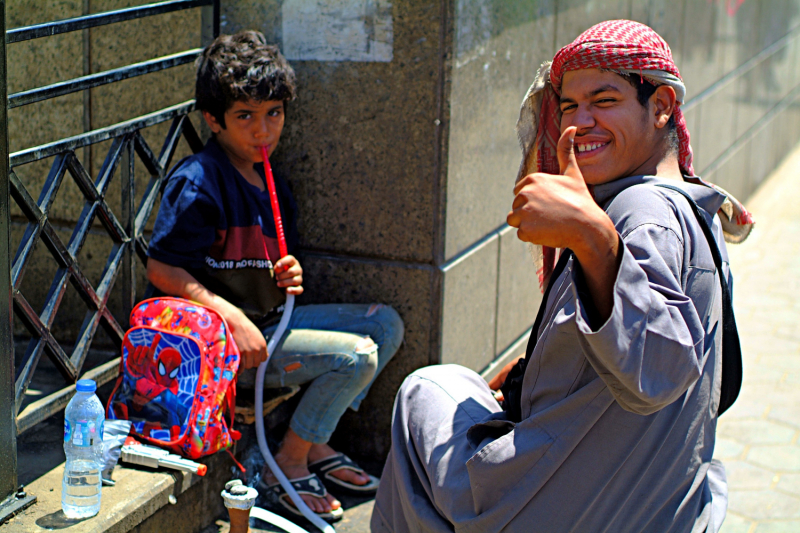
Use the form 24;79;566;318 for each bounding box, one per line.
225;380;241;441
655;183;743;415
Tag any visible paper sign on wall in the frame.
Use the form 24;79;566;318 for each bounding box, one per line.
282;0;393;62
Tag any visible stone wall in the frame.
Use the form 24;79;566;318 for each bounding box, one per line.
9;0;800;460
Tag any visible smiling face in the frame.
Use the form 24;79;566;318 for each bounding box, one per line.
203;98;285;170
559;69;668;185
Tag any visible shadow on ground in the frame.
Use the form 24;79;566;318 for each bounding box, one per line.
35;510;91;529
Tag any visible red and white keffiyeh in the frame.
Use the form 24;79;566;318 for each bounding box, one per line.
516;20;754;289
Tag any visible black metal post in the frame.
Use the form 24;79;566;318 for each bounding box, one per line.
121;138;134;321
0;0;15;502
0;0;35;522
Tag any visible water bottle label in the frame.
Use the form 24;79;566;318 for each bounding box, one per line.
72;418;103;447
73;422;84;446
64;419;71;442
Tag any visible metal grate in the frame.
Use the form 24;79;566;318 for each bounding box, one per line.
12;112;204;434
0;0;219;520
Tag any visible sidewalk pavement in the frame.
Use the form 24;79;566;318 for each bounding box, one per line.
715;142;800;533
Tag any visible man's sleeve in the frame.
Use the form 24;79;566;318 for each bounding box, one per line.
148;174;220;270
572;222;706;415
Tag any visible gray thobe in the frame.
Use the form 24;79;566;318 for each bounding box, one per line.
372;175;731;533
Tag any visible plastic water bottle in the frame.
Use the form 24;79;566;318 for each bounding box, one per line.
62;379;104;518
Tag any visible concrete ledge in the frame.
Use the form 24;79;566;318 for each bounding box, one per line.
5;452;232;532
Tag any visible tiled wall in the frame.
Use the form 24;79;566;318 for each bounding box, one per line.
442;0;800;375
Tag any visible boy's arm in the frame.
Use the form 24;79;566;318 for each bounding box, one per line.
146;258;268;369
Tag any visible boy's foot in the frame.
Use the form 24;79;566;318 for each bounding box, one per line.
262;455;340;514
308;443;372;486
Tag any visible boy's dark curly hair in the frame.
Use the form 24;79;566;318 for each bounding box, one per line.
195;30;297;128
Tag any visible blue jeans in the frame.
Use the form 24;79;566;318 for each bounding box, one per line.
257;303;404;444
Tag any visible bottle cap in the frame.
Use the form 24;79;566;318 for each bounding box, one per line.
76;379;96;393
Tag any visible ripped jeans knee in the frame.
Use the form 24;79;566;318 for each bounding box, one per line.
254;302;404;442
289;339;378;444
352;337;379;389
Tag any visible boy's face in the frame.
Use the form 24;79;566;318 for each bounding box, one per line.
559;69;666;185
203;99;285;166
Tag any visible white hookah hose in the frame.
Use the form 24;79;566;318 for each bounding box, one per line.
250;506;311;533
254;293;336;533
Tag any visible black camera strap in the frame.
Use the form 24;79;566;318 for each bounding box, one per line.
501;249;573;423
655;184;743;415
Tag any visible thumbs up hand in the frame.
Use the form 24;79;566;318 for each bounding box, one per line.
507;127;604;252
507;126;621;321
557;126;584;180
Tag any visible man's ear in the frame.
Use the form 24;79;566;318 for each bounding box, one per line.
652;85;677;130
201;110;224;134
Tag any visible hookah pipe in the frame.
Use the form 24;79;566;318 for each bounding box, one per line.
222;480;308;533
245;145;336;533
261;145;289;258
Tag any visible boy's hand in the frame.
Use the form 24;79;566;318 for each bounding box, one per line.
227;309;269;369
275;255;303;295
146;258;270;368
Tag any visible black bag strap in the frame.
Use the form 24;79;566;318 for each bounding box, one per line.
500;249;573;423
655;183;743;415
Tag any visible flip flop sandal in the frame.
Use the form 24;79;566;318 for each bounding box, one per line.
308;453;380;495
256;473;344;523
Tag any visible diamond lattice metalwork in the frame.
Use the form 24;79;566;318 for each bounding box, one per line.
11;115;203;434
0;0;219;518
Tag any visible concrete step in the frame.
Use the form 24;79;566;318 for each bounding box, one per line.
6;399;376;532
5;452;231;532
5;451;375;533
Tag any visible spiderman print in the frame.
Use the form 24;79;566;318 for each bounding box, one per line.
113;333;188;435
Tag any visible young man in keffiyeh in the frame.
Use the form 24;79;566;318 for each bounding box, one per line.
371;20;753;533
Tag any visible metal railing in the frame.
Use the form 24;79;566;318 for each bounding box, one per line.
0;0;219;521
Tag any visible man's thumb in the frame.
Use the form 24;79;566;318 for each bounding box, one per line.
557;126;582;179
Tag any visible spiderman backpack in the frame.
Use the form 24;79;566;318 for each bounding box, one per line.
107;297;241;459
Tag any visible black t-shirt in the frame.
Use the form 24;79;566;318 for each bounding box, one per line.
148;139;299;323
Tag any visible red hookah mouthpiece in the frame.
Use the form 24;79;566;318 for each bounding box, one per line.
260;146;288;259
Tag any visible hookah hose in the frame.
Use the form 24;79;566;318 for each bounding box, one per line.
252;145;336;533
262;145;289;258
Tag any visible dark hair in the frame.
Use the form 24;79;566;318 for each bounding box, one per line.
618;72;679;154
195;30;297;128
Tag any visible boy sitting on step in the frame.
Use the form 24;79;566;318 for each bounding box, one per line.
146;30;404;522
